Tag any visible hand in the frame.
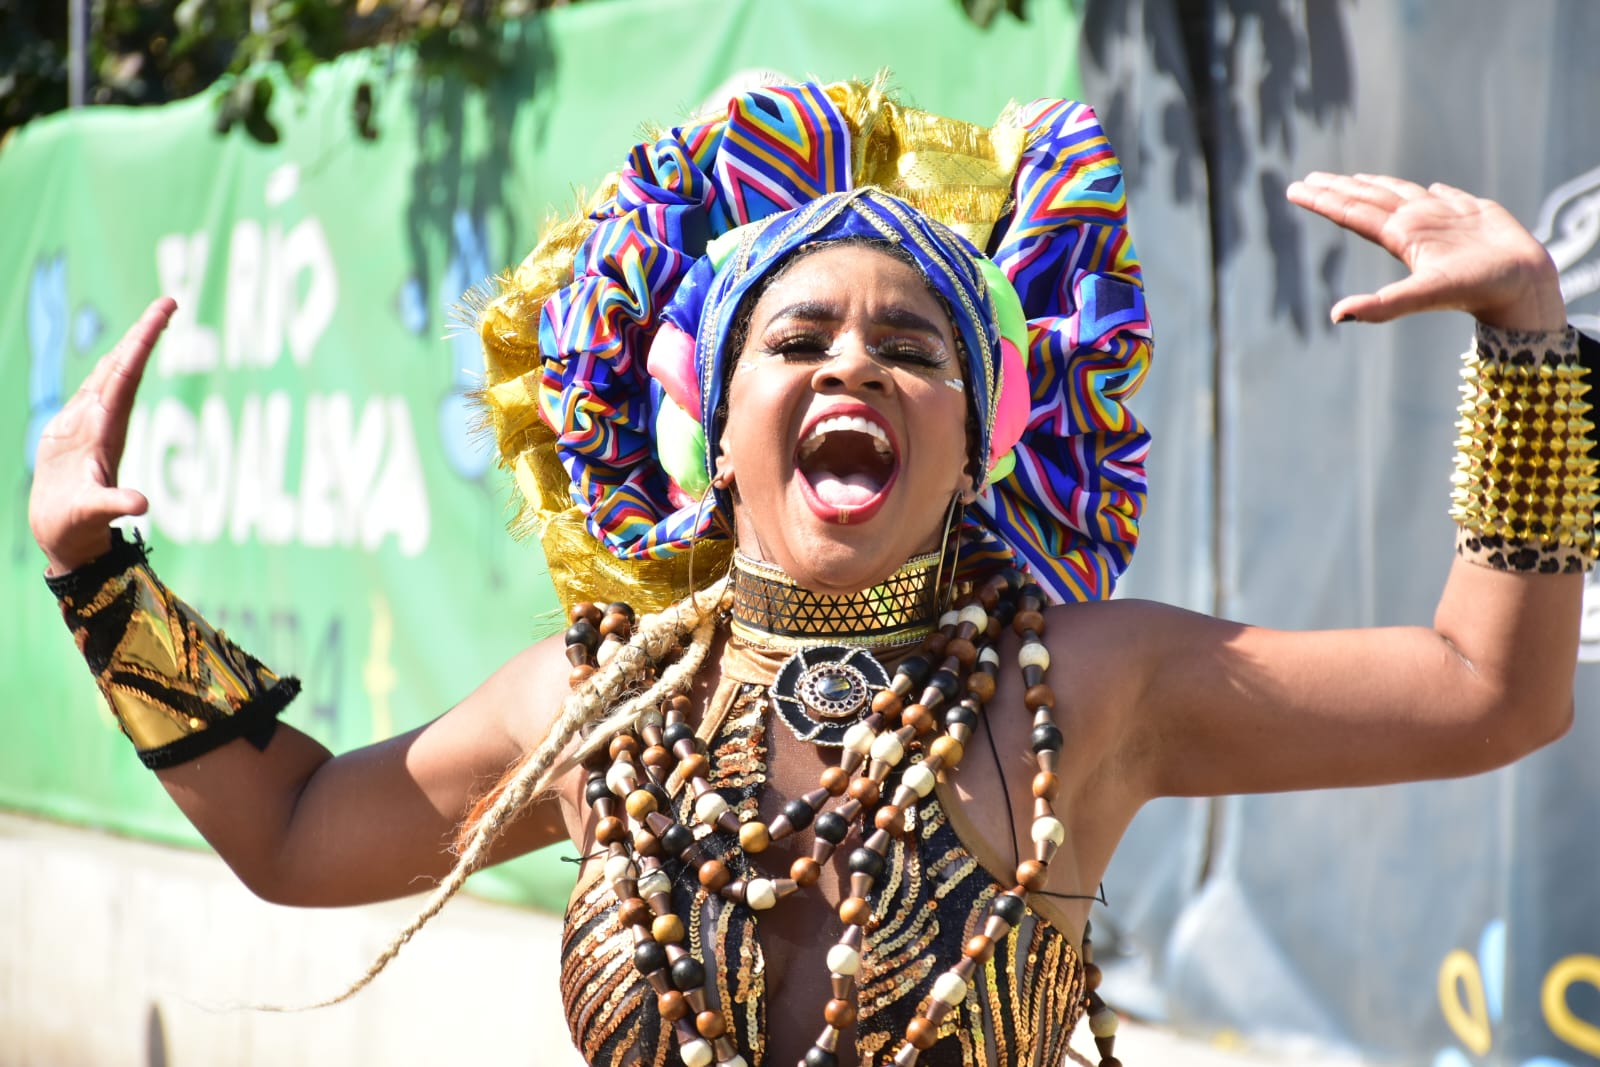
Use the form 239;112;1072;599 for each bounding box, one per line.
1287;172;1567;332
28;298;175;575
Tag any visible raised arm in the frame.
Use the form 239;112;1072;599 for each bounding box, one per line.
30;300;572;906
1082;174;1587;805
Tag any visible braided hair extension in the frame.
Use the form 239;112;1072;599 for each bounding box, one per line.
300;577;732;1009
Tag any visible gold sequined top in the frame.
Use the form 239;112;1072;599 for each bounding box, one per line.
560;645;1089;1067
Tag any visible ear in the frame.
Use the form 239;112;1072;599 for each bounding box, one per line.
957;482;980;506
712;453;736;491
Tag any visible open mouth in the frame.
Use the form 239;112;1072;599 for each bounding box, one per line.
795;413;899;521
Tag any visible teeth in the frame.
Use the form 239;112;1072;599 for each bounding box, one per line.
799;416;893;459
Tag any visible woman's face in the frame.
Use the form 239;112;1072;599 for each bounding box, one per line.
719;243;975;594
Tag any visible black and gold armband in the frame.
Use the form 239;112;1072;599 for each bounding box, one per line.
47;532;300;769
1451;323;1600;573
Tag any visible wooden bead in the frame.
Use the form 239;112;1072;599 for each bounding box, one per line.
657;990;688;1020
668;693;693;713
929;736;964;768
1023;684;1055;712
599;613;632;638
625;789;658;819
739;821;771;853
569;664;596;685
642;745;673;770
679;753;710;780
1012;609;1045;636
847;778;880;806
618;896;651;929
871;689;904;716
652;914;685;944
791;856;822;887
922;632;949;657
608;735;641;759
965;671;996;702
596;816;627;845
874;804;905;835
572;602;602;624
945;637;977;670
839;897;872;927
1085;962;1103;991
906;1016;939;1051
1031;771;1060;800
963;935;994;962
824;998;857;1027
631;828;662;857
698;859;731;891
1017;859;1049;892
695;1010;726;1038
820;766;850;795
901;704;934;736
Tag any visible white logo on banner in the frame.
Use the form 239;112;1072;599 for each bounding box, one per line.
1534;164;1600;661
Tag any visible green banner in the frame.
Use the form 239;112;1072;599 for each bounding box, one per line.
0;0;1080;911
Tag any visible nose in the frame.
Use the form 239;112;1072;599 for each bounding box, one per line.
811;336;890;395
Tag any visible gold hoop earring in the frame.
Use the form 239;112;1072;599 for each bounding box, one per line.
932;493;963;614
684;485;723;603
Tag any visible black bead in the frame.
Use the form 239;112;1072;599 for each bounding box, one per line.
999;568;1026;594
804;1049;840;1067
926;669;961;699
814;812;849;844
847;847;885;879
895;654;932;688
782;798;816;831
991;891;1026;926
662;722;694;749
1030;723;1064;753
945;705;978;730
1019;583;1044;604
670;954;706;991
584;776;612;804
606;601;636;621
633;941;668;976
660;823;694;857
565;620;600;651
646;782;672;811
992;598;1017;628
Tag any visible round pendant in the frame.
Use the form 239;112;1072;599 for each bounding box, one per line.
770;645;891;746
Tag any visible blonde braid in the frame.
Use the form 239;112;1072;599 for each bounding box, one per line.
301;577;731;1009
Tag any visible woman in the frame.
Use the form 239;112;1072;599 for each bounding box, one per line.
30;83;1591;1067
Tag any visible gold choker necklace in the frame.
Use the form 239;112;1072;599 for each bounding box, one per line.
728;551;943;650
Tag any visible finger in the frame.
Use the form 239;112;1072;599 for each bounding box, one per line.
1297;170;1406;211
1329;274;1446;325
80;487;150;524
1287;180;1397;243
1428;180;1479;204
99;297;176;414
1353;173;1430;201
75;297;174;402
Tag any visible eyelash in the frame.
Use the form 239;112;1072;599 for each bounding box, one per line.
762;333;946;369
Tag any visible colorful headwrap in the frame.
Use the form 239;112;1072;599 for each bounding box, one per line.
476;80;1152;612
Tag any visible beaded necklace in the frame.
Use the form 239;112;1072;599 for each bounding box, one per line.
564;558;1121;1067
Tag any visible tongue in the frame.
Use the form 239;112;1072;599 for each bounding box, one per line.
811;472;881;507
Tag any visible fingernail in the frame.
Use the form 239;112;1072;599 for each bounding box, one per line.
1334;312;1358;324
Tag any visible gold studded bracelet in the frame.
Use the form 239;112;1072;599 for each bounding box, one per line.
1451;322;1600;574
46;531;300;769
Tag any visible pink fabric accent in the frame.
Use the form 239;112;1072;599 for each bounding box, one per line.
988;337;1030;471
665;480;696;509
646;322;702;421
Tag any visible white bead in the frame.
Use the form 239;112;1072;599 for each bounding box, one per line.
680;1037;714;1067
869;731;905;765
637;869;672;898
826;944;862;976
939;610;961;629
979;646;1001;667
605;762;637;796
843;722;877;754
902;764;938;798
958;604;988;630
719;1057;749;1067
596;638;620;667
695;792;729;826
932;972;968;1005
638;708;664;729
745;878;777;910
1089;1008;1119;1038
1017;642;1050;670
1031;816;1066;847
603;854;637;883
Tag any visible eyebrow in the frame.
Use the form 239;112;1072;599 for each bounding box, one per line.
764;300;947;337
